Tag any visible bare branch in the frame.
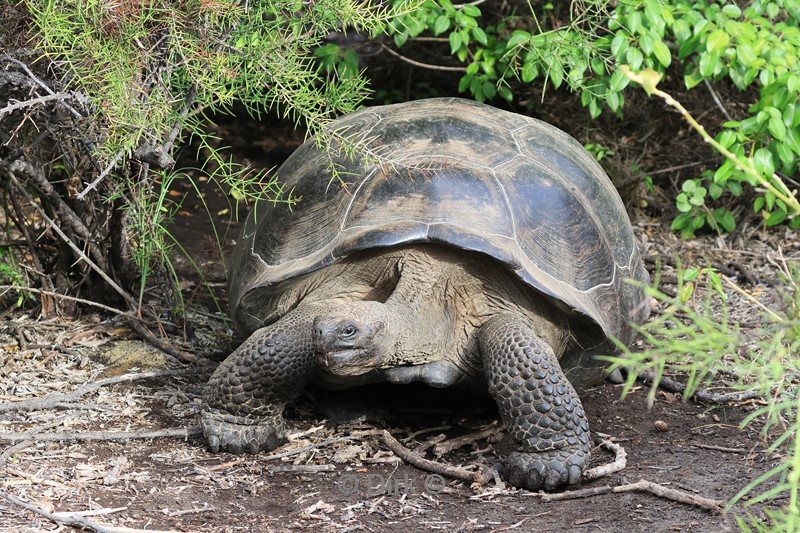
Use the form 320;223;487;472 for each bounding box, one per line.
0;92;74;117
379;43;467;72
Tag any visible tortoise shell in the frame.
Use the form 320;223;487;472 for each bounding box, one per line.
229;97;649;345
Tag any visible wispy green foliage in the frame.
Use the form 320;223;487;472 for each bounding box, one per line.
601;261;800;530
20;0;417;313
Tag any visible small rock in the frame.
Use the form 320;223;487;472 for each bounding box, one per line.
654;420;669;432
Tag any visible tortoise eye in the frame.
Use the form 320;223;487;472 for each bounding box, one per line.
340;325;357;338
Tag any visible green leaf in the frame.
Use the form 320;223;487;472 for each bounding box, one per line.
776;141;797;169
789;74;800;95
753;148;776;176
611;32;629;57
706;30;730;53
606;90;622;112
689;187;707;206
626;47;644;70
472;26;488;46
609;68;630;92
714;208;736;232
639;32;654;56
394;32;409;47
714;159;735;183
549;62;564;88
684;64;704;89
458;74;472;93
676;192;692;212
460;4;481;17
735;42;758;67
449;31;462;54
683;268;701;282
672;19;692;43
506;30;530;49
433;15;450;35
768;112;787;141
653;39;672;67
679;36;701;59
627;11;642;34
722;4;742;18
766;209;787;226
671;211;693;230
644;1;667;31
521;61;537;83
699;51;720;77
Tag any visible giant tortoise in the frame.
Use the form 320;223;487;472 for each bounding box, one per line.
201;97;650;490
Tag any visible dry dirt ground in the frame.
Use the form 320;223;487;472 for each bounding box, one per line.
1;206;795;533
2;106;797;531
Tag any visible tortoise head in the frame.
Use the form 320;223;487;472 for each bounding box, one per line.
313;302;392;376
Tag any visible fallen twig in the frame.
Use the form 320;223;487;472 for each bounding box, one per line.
382;430;492;485
0;426;201;443
639;372;760;404
267;464;336;474
540;479;725;512
261;436;360;461
413;433;447;454
432;422;501;457
539;484;613;502
614;479;725;512
690;442;751;454
0;369;188;414
0;488;180;533
582;439;627;480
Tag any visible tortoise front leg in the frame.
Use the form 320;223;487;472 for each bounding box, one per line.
201;307;319;454
478;313;591;491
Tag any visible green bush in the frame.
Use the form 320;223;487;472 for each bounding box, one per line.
321;0;800;235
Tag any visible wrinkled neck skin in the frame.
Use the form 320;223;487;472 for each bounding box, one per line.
314;249;454;377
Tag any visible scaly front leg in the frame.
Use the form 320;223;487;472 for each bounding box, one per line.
201;307;320;454
479;313;591;490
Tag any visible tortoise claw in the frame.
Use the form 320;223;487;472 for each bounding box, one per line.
502;450;587;491
200;407;286;454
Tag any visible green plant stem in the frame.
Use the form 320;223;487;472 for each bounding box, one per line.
789;395;800;529
621;66;800;218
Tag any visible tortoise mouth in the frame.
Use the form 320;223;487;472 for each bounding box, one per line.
318;349;379;376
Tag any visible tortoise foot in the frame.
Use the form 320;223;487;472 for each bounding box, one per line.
501;448;587;491
201;408;286;454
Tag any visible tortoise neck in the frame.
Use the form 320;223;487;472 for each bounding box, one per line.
382;248;454;365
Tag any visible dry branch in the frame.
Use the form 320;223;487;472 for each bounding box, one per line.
382;430;492;485
432;422;501;457
0;426;201;443
540;479;725;513
0;489;183;533
0;369;187;413
614;479;725;512
582;439;627;480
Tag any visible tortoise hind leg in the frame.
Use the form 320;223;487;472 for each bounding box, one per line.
201;307;319;454
478;313;591;490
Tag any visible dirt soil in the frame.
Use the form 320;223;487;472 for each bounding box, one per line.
1;108;796;532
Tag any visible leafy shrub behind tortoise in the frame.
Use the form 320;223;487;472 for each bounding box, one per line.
201;97;650;491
